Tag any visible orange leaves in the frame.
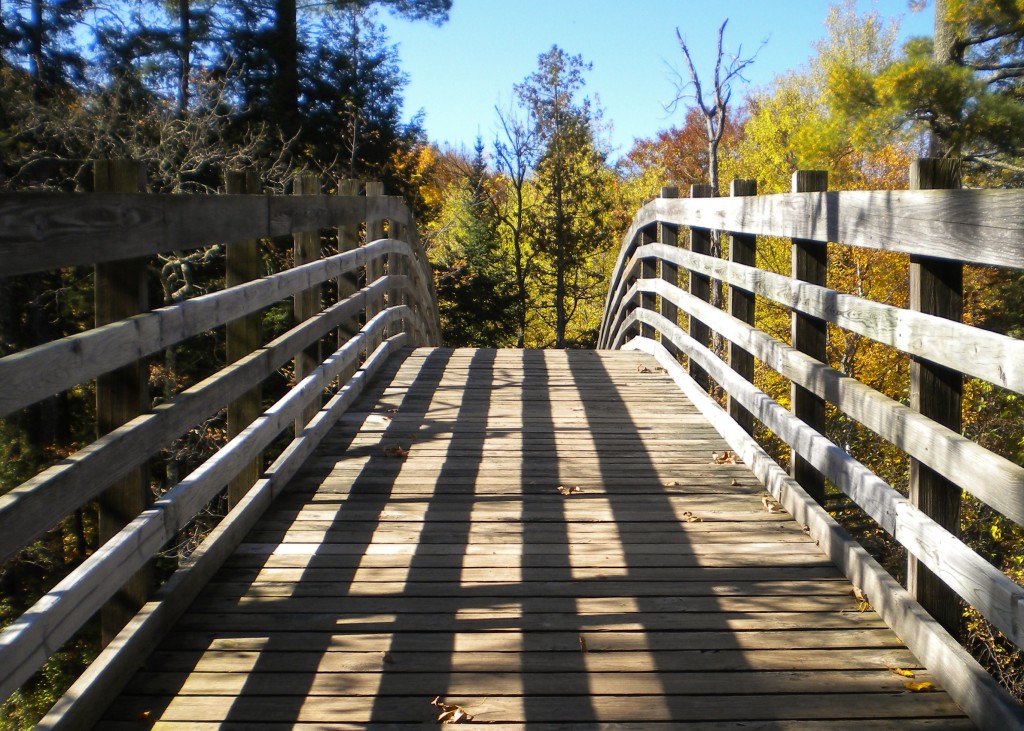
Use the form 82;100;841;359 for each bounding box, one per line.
383;445;409;458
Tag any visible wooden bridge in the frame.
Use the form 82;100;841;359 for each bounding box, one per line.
1;159;1023;729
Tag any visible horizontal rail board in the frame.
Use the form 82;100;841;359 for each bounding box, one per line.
0;279;409;565
0;315;407;702
636;242;1024;395
619;309;1024;652
619;276;1024;527
0;193;413;275
0;239;419;417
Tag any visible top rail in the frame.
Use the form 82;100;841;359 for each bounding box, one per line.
0;192;414;276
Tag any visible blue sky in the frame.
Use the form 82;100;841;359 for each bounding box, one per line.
383;0;933;159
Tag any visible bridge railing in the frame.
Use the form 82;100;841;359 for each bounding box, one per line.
0;163;441;726
600;160;1024;730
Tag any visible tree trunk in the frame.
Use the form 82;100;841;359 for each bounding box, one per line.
272;0;300;139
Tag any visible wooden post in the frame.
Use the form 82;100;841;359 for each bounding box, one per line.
336;179;361;373
293;172;322;433
659;186;681;359
365;181;386;349
639;224;657;339
225;171;263;508
907;157;963;636
728;179;758;435
94;159;151;646
688;184;714;391
790;170;829;505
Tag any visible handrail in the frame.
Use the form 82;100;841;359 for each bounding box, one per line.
600;167;1024;731
0;180;442;723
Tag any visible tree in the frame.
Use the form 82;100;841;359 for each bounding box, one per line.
515;46;615;348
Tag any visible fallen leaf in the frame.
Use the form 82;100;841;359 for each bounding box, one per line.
137;711;152;721
904;681;936;693
730;479;739;486
712;450;738;464
665;480;682;487
386;407;399;413
761;494;785;514
850;586;871;612
579;635;588;653
637;365;652;373
681;511;703;523
557;485;584;495
383;446;409;458
381;651;394;666
801;524;811;535
431;696;474;724
890;667;916;678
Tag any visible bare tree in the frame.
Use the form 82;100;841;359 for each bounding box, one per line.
669;19;762;334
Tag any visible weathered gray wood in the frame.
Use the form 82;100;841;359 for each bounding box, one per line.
636;241;1024;395
625;272;1024;527
225;171;264;508
293;173;323;433
0;193;414;276
624;309;1024;654
639;224;657;339
728;179;757;434
93;159;152;647
907;157;964;637
627;335;1024;731
336;179;361;362
657;187;681;359
0;317;407;706
365;182;386;350
38;336;406;731
790;171;828;506
0;238;409;418
688;184;714;390
0;280;393;567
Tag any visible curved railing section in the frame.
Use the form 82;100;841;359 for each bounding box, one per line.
0;173;441;725
600;163;1024;731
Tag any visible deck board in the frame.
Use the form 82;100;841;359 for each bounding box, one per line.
101;347;973;728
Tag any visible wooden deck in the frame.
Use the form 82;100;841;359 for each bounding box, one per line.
100;348;973;729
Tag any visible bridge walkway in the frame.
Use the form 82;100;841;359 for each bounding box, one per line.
98;348;972;729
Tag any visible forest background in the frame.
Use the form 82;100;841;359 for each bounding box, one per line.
1;0;1023;727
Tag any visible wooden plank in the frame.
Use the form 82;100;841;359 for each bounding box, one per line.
790;171;828;505
94;159;153;646
728;179;757;434
628;337;1023;730
225;171;264;508
688;184;713;390
0;280;390;567
0;238;410;418
658;186;681;359
0;192;414;275
627;275;1024;528
293;173;323;433
907;157;963;637
639;224;657;339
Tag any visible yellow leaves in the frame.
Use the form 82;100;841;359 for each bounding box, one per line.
890;667;916;678
903;681;937;693
850;586;871;612
557;485;584;496
431;696;474;724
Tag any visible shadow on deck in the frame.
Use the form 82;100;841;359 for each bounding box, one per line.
99;348;972;729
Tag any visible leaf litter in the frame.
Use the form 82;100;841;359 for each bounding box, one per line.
431;696;474;724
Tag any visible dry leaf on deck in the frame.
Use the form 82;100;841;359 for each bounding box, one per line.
579;635;588;653
904;681;936;693
681;511;703;523
890;667;916;678
730;479;739;486
431;696;474;724
558;485;584;496
850;586;870;612
383;446;409;458
637;365;653;373
712;450;738;464
665;480;682;487
761;494;784;514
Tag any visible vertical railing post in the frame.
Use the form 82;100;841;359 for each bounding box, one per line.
688;184;714;391
336;178;361;377
728;179;757;435
293;172;322;433
94;159;152;646
907;157;963;636
225;171;263;508
790;170;829;505
639;222;657;339
658;186;680;358
365;181;386;349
